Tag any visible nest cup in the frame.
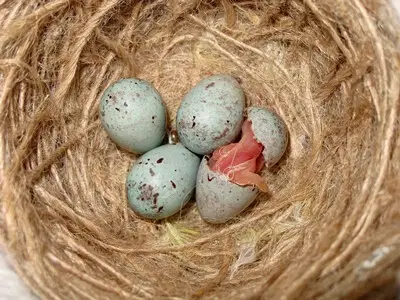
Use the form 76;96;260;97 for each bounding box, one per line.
1;0;400;299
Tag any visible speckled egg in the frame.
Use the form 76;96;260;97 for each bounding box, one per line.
126;143;200;220
196;157;259;224
100;78;166;154
247;107;288;167
176;74;245;155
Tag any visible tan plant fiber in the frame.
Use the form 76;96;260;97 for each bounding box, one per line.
0;0;399;299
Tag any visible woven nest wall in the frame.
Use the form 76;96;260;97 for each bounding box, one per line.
0;0;399;299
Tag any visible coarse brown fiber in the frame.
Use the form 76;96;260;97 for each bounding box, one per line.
0;0;400;299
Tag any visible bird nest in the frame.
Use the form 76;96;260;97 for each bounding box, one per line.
0;0;399;299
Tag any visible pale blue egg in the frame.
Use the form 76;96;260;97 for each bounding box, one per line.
176;75;245;155
248;107;288;167
126;144;200;220
100;78;166;154
196;157;259;224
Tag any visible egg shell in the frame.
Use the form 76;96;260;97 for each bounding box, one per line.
126;144;200;220
247;107;288;167
196;157;259;224
100;78;166;154
176;74;245;155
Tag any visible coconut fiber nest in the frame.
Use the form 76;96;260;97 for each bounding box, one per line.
1;0;400;299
